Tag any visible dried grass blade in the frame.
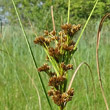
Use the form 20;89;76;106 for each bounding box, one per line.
67;62;96;106
24;69;42;110
96;13;110;110
51;6;55;31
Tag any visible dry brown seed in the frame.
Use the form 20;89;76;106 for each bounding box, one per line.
38;63;50;72
48;47;55;57
67;88;74;96
34;36;50;46
51;36;59;41
54;90;61;95
61;24;72;30
52;95;62;106
48;47;60;57
59;31;63;36
66;64;73;70
62;93;68;100
50;30;56;36
34;36;45;44
61;62;66;70
48;90;54;96
45;38;51;43
61;62;73;71
62;44;74;51
52;90;62;106
44;30;49;36
54;47;60;55
70;24;81;36
48;76;66;87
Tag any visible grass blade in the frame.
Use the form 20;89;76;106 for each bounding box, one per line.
24;68;42;110
51;6;55;31
11;0;52;109
44;44;59;76
96;13;110;110
0;48;9;55
74;0;99;50
67;62;96;108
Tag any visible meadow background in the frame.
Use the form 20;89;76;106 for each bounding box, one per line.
0;0;110;110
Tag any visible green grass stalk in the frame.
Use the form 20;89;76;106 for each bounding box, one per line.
11;0;53;109
74;0;99;50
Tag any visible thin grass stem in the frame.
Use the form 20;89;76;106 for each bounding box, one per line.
67;62;96;109
96;13;110;110
11;0;52;109
74;0;99;50
24;68;42;110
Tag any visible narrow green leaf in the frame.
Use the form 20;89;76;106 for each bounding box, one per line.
44;45;59;76
11;0;52;109
74;0;99;50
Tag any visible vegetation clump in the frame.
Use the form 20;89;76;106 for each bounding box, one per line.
34;23;81;110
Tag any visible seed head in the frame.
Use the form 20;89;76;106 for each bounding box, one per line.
61;62;73;71
67;88;74;96
34;36;50;46
48;88;54;96
38;63;50;72
44;30;49;36
48;76;66;87
62;44;74;51
49;30;56;36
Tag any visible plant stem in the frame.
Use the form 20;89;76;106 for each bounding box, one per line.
11;0;53;109
74;0;99;50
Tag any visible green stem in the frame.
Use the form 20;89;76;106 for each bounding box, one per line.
74;0;99;50
11;0;53;109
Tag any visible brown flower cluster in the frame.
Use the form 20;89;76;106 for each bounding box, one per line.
34;36;50;46
48;88;74;108
34;30;58;47
34;23;80;109
61;24;81;37
48;75;66;87
38;63;50;72
44;30;56;36
61;62;73;71
48;47;61;62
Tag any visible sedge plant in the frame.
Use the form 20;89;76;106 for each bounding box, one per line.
33;0;99;109
34;23;81;110
11;0;101;110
